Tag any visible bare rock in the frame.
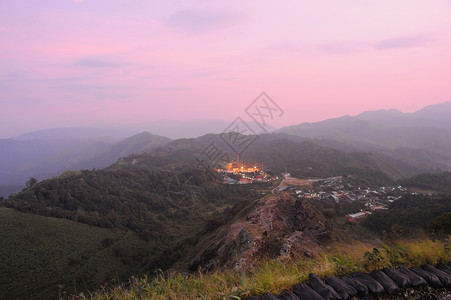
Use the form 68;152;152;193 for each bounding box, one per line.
189;193;334;271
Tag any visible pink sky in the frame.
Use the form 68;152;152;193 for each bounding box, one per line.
1;0;451;138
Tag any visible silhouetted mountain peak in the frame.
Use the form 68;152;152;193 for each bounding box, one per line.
412;101;451;118
119;131;170;144
277;102;451;172
356;108;403;119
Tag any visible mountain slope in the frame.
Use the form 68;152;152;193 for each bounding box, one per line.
0;132;171;197
0;138;112;185
77;132;171;169
412;101;451;129
189;193;334;271
0;207;150;300
400;172;451;194
278;102;451;170
1;164;258;299
114;132;433;185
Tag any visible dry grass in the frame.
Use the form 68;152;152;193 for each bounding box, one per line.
86;237;450;300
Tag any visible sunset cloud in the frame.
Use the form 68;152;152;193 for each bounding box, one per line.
165;10;245;34
320;42;367;55
375;36;434;50
74;56;128;68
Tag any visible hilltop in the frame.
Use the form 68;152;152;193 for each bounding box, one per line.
189;193;334;271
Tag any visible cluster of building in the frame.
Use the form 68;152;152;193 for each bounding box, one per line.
282;176;408;222
216;159;412;223
216;160;274;185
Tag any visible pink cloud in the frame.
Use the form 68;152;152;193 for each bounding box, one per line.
375;36;435;50
319;42;369;54
165;10;246;34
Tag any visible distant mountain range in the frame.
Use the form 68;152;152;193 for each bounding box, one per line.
1;102;450;197
0;132;171;196
278;102;451;170
12;127;134;141
280;102;451;135
10;119;277;141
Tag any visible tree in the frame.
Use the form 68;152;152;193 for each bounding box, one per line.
26;178;38;188
430;212;451;236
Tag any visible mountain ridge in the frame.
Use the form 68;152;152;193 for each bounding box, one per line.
0;131;171;197
277;102;451;171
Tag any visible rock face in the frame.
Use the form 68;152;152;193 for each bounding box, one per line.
189;193;334;271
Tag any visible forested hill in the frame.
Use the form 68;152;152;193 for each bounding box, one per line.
400;172;451;194
4;132;435;225
1;166;259;298
3;168;257;239
117;132;430;186
277;102;451;172
362;194;451;236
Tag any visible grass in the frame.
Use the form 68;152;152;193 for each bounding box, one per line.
87;237;450;300
0;208;151;300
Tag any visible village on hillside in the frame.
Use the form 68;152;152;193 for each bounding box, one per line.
214;158;410;223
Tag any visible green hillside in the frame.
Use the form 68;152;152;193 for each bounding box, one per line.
4;168;256;238
400;172;451;194
1;165;258;299
147;133;427;185
0;208;150;300
242;138;404;185
277;105;451;172
362;194;451;236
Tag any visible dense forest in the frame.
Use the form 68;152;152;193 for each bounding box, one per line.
0;164;259;299
144;133;427;186
400;172;451;194
361;194;451;236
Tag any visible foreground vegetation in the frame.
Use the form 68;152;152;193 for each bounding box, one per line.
0;208;150;300
362;194;451;237
0;168;258;300
86;238;450;300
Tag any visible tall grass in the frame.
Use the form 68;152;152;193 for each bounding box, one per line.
87;238;450;300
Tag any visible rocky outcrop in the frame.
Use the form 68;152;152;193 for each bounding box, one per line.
189;193;334;271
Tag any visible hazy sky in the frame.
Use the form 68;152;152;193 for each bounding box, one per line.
1;0;451;137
